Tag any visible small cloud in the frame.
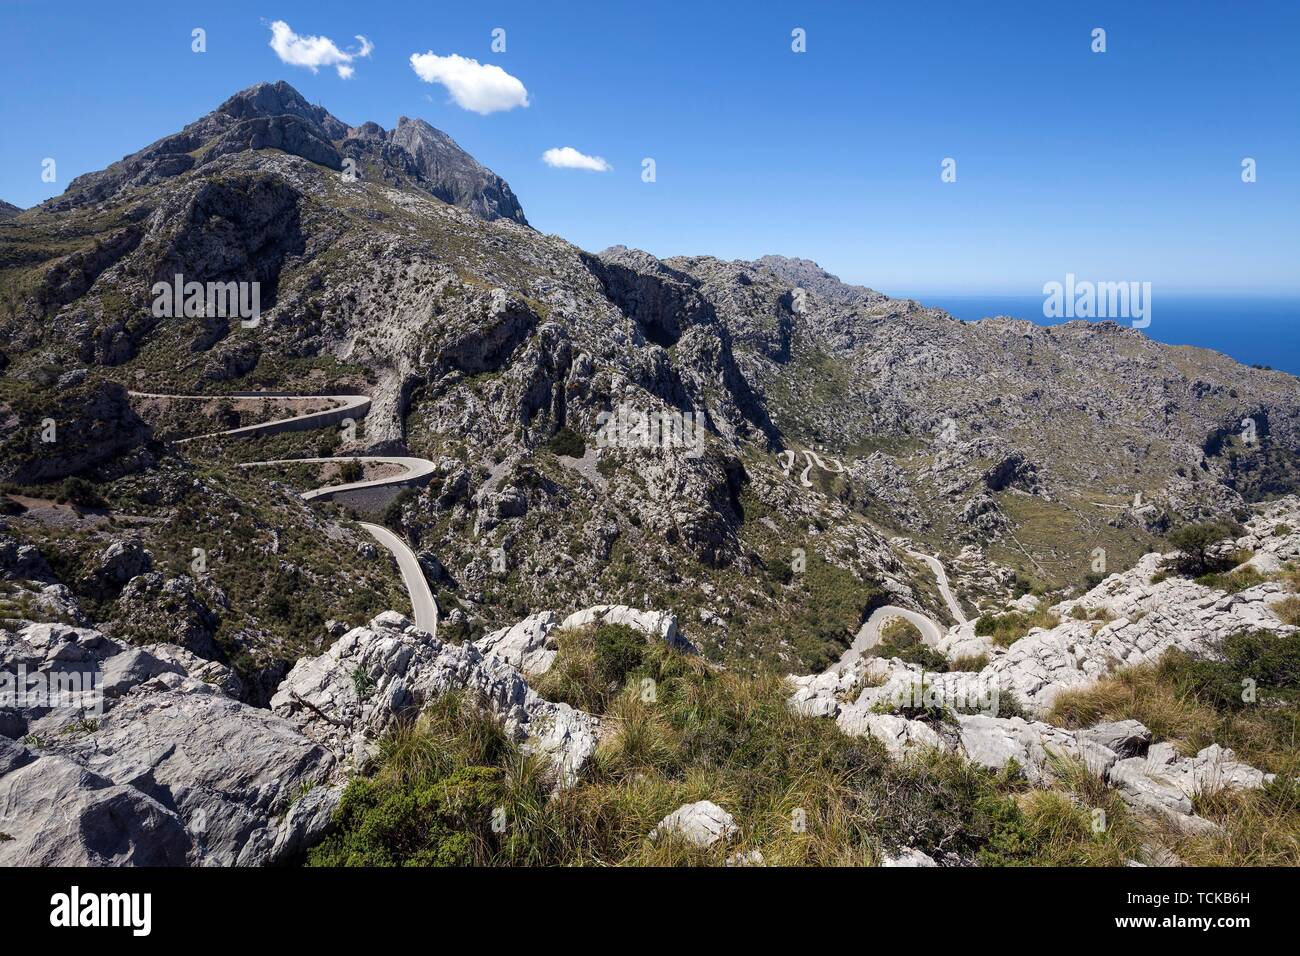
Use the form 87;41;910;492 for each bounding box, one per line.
409;52;529;114
542;146;612;172
268;20;373;79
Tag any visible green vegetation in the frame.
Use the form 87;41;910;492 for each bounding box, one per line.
545;426;586;459
533;624;646;714
1196;565;1265;594
56;477;106;510
1048;631;1300;774
974;609;1062;648
1046;631;1300;864
311;628;1154;866
870;617;948;672
1167;522;1234;577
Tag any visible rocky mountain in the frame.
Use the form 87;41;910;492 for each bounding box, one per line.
0;201;19;220
45;81;526;224
3;80;1300;868
3;80;1300;671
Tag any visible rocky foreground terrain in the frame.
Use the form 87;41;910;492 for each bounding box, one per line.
2;81;1299;866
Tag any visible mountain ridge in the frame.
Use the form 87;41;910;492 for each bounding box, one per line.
2;81;1299;678
46;80;527;225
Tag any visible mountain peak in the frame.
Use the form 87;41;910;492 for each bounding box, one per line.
47;82;526;225
752;254;887;307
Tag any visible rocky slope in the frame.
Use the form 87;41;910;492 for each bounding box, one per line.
4;80;1299;671
789;496;1300;845
2;81;1300;866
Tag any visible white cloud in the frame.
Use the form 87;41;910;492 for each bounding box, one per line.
409;52;529;114
542;146;612;172
268;20;373;79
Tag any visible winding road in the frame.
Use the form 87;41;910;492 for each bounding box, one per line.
836;548;969;669
908;549;969;626
773;446;970;671
133;392;439;636
129;392;371;443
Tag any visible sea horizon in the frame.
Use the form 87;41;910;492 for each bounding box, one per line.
894;291;1300;377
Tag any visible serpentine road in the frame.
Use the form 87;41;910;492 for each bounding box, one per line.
132;392;439;635
128;392;371;443
837;549;968;669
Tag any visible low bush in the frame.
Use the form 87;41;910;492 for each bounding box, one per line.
546;427;586;459
974;609;1061;648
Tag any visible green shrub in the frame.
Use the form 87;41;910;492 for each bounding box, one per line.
546;427;586;459
381;488;417;529
594;623;646;686
1167;522;1234;576
306;765;499;866
57;477;105;509
1196;565;1265;594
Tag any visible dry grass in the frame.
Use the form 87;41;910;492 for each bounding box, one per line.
950;653;990;672
1048;662;1217;756
1272;596;1300;627
1171;782;1300;866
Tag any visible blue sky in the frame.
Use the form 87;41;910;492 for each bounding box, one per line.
3;0;1298;294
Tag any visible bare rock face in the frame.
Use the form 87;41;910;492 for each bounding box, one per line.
49;678;337;866
0;745;192;866
474;610;559;675
271;611;599;786
1;619;334;866
560;604;685;648
386;117;527;225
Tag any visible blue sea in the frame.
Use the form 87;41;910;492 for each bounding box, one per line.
895;293;1300;377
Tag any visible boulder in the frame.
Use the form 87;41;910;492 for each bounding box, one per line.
835;708;948;757
881;848;939;867
561;604;684;648
98;648;183;698
1109;742;1274;826
83;538;152;598
474;611;559;675
650;800;737;848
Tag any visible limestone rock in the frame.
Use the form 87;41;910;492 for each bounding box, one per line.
50;684;336;866
650;800;737;848
0;751;192;866
272;611;599;785
882;847;939;867
474;610;558;675
835;708;948;757
561;604;686;649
